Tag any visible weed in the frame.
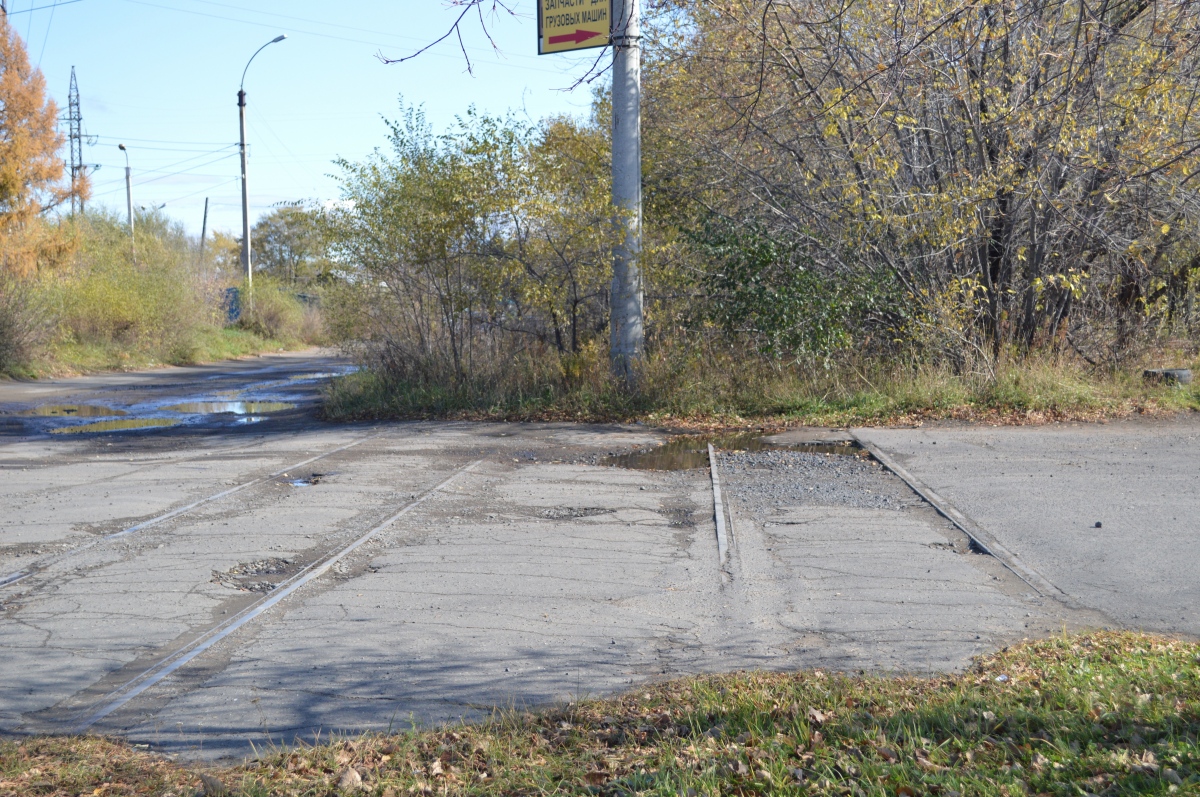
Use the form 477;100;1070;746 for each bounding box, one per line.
323;336;1200;427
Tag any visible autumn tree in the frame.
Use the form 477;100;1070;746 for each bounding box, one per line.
0;14;84;275
322;103;630;386
643;0;1200;365
251;205;330;287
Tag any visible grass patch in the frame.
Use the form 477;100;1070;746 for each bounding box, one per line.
16;328;298;378
323;347;1200;429
3;632;1196;795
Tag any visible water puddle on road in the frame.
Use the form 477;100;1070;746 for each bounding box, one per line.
601;433;864;470
17;405;127;418
163;401;296;415
50;418;181;435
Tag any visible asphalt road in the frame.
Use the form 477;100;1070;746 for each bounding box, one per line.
0;353;1118;759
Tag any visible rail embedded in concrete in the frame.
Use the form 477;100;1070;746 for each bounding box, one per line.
0;434;378;591
851;431;1067;601
708;443;729;566
72;458;483;732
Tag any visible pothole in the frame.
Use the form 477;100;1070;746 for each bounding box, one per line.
601;433;867;470
16;405;127;418
538;507;615;519
163;401;296;415
212;557;300;592
50;418;181;435
287;472;326;487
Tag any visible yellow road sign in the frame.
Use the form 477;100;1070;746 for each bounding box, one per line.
538;0;611;54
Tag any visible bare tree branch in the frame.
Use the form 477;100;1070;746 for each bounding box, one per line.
376;0;518;74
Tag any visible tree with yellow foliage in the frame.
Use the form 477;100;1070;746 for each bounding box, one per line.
644;0;1200;365
0;12;83;275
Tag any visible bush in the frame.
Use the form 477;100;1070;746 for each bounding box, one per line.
0;271;49;372
51;211;213;360
236;277;324;345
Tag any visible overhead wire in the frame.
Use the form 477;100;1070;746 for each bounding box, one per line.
35;0;59;68
89;144;238;178
247;114;305;185
117;0;577;77
180;0;542;62
89;151;239;198
94;134;236;148
3;0;81;14
159;176;240;205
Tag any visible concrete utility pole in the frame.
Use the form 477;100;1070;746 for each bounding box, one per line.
198;196;209;268
609;0;644;383
237;90;250;285
238;34;287;292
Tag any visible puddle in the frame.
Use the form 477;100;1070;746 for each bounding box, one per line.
50;418;181;435
601;433;864;470
287;473;326;487
163;401;296;415
17;405;127;418
288;372;343;381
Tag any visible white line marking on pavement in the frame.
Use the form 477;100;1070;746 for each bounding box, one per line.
71;459;483;733
1;434;377;590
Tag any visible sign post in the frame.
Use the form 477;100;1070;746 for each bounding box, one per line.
539;0;643;383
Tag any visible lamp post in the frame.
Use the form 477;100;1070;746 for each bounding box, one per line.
118;144;133;237
238;34;287;293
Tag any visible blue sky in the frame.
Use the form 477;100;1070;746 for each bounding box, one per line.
15;0;602;234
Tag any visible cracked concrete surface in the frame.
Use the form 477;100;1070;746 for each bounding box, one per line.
0;354;1087;760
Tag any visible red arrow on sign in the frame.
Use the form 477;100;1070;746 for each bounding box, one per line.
548;28;605;45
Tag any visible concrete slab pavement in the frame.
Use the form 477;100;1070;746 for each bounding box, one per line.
0;353;1081;760
855;418;1200;637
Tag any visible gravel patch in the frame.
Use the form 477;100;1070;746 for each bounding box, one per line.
718;449;921;515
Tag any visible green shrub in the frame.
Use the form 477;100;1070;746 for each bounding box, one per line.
237;277;324;345
0;271;49;373
51;211;212;360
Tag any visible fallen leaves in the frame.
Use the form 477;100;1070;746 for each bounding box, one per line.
1;632;1196;797
337;766;364;792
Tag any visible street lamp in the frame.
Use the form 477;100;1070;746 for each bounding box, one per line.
238;34;287;292
118;144;133;237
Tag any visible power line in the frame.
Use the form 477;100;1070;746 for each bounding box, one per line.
180;0;542;62
93;135;236;147
4;0;82;14
159;176;239;205
91;144;237;177
35;0;59;66
91;143;234;153
89;151;238;197
118;0;574;78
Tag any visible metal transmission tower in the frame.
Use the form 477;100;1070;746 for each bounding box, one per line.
68;67;84;214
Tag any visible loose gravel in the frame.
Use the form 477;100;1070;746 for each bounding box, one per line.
718;449;922;516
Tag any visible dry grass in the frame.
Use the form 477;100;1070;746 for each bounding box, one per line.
3;632;1196;796
323;339;1200;430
